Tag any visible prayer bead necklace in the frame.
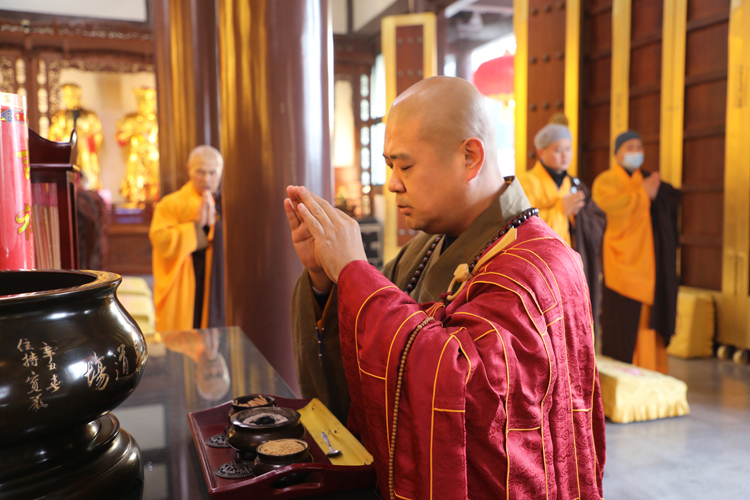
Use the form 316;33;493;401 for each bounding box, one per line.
388;316;434;500
405;207;540;293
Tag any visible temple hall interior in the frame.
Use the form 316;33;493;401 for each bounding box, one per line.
0;0;749;499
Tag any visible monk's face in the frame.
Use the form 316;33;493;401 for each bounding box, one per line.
188;158;223;194
615;138;644;166
384;118;468;235
537;138;572;173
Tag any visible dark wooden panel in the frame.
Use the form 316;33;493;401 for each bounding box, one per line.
583;103;611;148
681;245;723;290
682;192;724;237
632;0;664;40
685;22;729;77
630;43;662;88
584;10;613;56
586;57;612;99
526;0;567;162
395;25;424;94
629;93;661;138
395;25;424;246
687;0;731;22
107;224;152;275
580;149;610;188
587;0;613;13
684;80;728;130
628;0;662;173
683;137;726;185
580;2;612;186
679;0;729;290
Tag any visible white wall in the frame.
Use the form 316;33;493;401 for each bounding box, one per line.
331;0;349;34
353;0;397;32
0;0;147;22
57;69;156;204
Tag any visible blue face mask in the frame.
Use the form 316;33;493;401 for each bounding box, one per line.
621;152;644;171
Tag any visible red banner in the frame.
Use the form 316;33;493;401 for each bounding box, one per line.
0;93;33;270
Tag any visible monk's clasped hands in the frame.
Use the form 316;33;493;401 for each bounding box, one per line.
285;186;368;284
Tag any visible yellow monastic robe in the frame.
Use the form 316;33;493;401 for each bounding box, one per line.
519;162;572;245
150;182;215;332
592;164;655;305
593;165;665;372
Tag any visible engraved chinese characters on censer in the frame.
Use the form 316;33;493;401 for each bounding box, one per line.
0;270;148;500
18;338;61;411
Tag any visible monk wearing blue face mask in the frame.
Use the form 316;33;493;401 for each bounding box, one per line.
592;131;681;373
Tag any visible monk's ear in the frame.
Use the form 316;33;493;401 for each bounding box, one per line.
463;137;485;181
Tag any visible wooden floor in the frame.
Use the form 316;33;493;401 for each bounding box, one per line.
603;356;750;499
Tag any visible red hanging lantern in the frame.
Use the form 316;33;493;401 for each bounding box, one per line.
473;54;514;102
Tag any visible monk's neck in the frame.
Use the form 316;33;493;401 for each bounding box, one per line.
444;182;506;237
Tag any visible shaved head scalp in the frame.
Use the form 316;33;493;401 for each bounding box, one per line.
388;76;498;167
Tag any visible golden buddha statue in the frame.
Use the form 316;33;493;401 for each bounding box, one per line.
48;83;104;190
116;87;160;205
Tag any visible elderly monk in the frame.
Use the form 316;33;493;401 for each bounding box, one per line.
593;131;680;373
520;123;606;332
150;145;225;331
286;77;605;500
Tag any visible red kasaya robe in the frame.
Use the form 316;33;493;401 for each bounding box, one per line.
338;217;605;500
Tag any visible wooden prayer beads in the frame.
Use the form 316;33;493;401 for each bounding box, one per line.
404;208;540;293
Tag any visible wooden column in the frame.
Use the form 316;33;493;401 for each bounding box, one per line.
721;0;750;351
514;0;529;176
218;0;332;394
153;0;220;198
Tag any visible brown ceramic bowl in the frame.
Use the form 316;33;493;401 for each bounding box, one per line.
253;438;313;486
228;394;276;419
226;407;305;460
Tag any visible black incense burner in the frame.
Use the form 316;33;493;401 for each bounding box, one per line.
226;407;305;461
0;270;148;499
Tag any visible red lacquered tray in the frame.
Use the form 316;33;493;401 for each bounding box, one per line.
188;396;376;499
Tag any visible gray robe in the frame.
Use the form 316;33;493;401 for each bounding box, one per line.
290;179;531;423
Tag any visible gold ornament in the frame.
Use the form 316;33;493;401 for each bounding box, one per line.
49;84;103;190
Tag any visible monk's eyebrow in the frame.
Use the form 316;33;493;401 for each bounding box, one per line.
383;152;412;161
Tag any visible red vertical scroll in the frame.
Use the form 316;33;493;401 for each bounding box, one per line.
0;92;33;270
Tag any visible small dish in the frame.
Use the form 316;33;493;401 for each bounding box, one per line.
253;438;313;486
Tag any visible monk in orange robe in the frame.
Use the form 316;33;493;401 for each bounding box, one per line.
592;131;680;373
286;77;605;500
150;146;225;332
520;123;606;332
520;123;584;246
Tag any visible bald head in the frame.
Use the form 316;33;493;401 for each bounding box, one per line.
187;145;223;194
383;77;506;237
388;76;499;170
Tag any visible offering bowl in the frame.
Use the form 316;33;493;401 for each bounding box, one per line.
226;407;305;460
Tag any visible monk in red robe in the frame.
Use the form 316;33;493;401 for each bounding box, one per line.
285;77;605;500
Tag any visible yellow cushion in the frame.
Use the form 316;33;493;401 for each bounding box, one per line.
118;276;153;298
118;293;156;334
597;356;690;423
667;288;715;359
